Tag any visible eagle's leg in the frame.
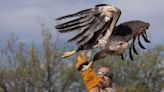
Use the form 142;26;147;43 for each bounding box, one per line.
78;49;94;71
62;50;76;58
93;50;108;61
80;51;108;71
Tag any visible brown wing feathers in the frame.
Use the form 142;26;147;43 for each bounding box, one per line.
56;8;95;20
55;4;114;50
114;20;150;60
77;15;110;46
56;16;95;33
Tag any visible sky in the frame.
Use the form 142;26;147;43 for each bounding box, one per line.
0;0;164;48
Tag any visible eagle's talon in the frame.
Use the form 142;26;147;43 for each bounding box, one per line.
62;50;76;58
81;62;93;71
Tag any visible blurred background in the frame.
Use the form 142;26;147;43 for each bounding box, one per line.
0;0;164;92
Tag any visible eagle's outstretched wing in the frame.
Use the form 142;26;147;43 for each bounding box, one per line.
55;4;121;47
113;20;150;60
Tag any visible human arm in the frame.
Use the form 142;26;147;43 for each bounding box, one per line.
76;51;101;92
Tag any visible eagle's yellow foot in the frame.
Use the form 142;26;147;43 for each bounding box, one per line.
62;50;76;58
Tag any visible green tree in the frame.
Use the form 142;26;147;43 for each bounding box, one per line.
0;31;163;92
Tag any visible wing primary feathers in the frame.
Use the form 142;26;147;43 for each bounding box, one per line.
67;15;101;42
67;15;102;42
67;26;90;42
58;16;95;33
57;17;92;30
142;33;150;43
77;36;87;45
59;25;86;33
121;54;124;60
56;8;94;20
75;15;107;45
132;43;138;55
78;17;107;45
78;33;94;46
76;8;96;16
82;21;110;47
56;13;80;20
55;16;87;29
138;35;146;49
129;43;134;61
144;31;148;38
132;39;138;55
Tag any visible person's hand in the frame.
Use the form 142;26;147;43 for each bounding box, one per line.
76;51;93;71
76;51;100;90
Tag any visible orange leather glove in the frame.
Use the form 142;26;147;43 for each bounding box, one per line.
76;51;100;90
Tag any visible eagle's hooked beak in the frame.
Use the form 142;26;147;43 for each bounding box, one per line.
122;42;129;48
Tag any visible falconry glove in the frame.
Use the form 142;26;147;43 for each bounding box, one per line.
76;51;100;90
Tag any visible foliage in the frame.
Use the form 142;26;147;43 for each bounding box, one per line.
95;45;164;92
0;31;164;92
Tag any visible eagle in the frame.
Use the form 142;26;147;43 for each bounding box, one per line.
55;4;150;69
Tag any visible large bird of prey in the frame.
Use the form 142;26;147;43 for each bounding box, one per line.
55;4;150;66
